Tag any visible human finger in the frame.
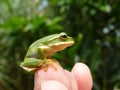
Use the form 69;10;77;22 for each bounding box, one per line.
34;61;71;90
72;63;93;90
40;80;68;90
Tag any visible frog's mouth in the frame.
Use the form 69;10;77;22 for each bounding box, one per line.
51;41;74;52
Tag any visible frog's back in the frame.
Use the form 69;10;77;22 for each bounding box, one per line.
25;33;59;57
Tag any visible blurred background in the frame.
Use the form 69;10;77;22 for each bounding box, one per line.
0;0;120;90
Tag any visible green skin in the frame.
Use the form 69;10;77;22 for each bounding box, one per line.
20;32;74;72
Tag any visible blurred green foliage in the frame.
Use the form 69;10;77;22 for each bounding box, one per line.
0;0;120;90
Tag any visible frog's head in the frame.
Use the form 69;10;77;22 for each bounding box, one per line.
47;32;74;52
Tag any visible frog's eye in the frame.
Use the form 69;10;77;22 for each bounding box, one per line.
60;34;67;41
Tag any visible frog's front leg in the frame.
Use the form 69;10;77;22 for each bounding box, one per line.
37;46;51;59
38;46;57;71
37;47;57;71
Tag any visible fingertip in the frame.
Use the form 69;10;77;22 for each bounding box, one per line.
41;80;68;90
64;70;78;90
72;63;93;90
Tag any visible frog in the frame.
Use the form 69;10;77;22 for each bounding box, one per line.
20;32;74;72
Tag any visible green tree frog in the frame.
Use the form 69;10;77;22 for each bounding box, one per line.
20;32;74;72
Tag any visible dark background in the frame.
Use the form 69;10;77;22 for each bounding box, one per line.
0;0;120;90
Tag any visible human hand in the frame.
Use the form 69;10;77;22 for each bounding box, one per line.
34;62;93;90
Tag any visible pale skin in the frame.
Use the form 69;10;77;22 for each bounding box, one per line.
34;62;93;90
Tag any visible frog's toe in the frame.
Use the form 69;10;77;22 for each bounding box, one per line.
40;59;58;72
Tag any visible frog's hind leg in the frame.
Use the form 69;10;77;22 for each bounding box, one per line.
20;58;43;72
20;58;58;72
20;58;43;67
21;67;36;72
